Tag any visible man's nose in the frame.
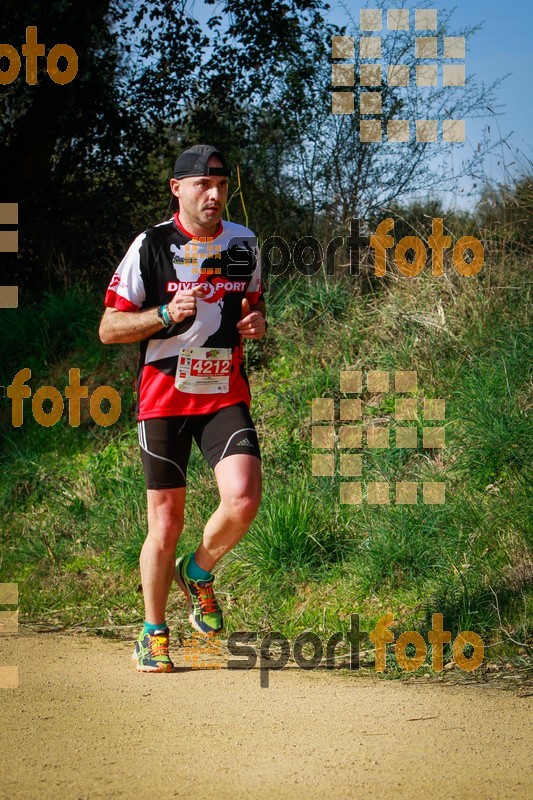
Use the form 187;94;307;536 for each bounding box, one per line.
208;185;224;201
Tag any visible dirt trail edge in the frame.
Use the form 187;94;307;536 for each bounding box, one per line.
1;632;532;800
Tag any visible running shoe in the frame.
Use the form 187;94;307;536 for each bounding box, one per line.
132;626;174;673
175;554;223;636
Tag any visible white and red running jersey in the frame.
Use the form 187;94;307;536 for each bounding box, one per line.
104;214;263;420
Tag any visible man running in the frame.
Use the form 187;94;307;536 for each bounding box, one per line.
99;144;266;672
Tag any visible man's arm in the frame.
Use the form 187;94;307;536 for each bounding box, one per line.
99;287;207;344
99;306;163;344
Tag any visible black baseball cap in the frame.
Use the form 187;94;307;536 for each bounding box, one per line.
169;144;229;210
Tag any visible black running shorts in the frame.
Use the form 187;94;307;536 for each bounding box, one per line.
137;402;261;489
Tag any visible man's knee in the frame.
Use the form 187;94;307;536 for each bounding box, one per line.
147;501;185;549
223;491;260;525
147;487;185;540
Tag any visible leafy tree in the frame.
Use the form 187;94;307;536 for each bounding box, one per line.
0;0;507;292
0;1;139;289
269;0;503;238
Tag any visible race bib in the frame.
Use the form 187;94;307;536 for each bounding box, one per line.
175;347;232;394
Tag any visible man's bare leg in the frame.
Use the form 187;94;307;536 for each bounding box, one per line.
140;487;186;624
194;453;262;572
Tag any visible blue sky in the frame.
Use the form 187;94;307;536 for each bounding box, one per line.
443;0;532;158
327;1;532;195
187;0;531;205
188;1;531;159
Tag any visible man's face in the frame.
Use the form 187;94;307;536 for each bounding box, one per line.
170;156;229;229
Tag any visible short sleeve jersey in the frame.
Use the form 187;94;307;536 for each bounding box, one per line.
104;214;262;420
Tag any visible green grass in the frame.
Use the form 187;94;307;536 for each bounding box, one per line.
0;287;104;380
224;476;352;590
0;256;531;671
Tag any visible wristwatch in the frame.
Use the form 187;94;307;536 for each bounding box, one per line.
157;304;173;327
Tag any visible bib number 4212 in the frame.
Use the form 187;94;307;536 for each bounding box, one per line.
191;359;231;376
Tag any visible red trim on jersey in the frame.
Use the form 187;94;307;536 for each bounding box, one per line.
174;214;223;241
104;289;140;312
137;349;251;419
246;287;263;306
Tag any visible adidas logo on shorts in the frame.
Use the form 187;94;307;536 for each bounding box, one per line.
236;437;253;447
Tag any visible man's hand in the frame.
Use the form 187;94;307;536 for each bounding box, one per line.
237;297;267;340
167;286;207;324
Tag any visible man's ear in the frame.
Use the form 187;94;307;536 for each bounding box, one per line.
169;178;180;199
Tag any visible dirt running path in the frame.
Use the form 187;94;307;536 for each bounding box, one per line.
1;632;532;800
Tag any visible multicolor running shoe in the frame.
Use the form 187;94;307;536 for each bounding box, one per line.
175;554;223;636
132;626;174;673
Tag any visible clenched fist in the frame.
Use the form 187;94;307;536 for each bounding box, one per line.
167;286;207;324
237;297;267;339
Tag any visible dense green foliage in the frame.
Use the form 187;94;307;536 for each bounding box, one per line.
0;3;530;676
0;220;530;671
1;0;500;292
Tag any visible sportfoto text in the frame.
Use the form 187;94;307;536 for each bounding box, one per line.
226;613;484;687
227;218;484;279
